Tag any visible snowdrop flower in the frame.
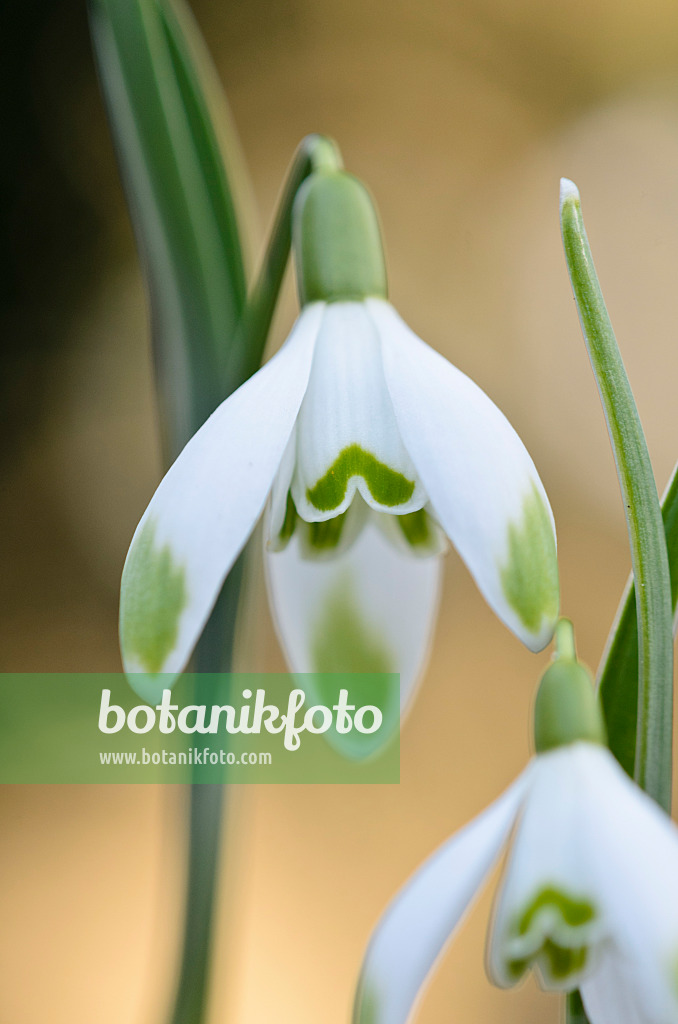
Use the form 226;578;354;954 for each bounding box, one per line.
120;168;559;704
355;622;678;1024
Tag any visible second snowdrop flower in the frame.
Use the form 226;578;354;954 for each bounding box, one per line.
354;621;678;1024
120;163;559;703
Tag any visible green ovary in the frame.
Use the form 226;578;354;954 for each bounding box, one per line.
120;519;187;674
500;483;559;633
306;444;415;512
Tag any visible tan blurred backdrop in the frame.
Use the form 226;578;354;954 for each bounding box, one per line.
2;0;678;1021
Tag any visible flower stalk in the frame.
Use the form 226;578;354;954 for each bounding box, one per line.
234;133;343;383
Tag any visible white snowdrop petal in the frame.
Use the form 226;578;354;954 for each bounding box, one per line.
354;772;529;1024
489;745;604;991
578;745;678;1024
372;297;558;652
120;303;323;685
265;512;441;740
292;302;428;521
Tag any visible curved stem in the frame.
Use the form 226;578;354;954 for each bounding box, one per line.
233;133;343;381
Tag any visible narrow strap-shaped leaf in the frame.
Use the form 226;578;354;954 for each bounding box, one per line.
598;463;678;777
560;178;673;812
89;0;249;458
90;7;258;1024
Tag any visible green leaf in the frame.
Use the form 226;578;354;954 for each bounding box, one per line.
89;7;257;1024
560;178;673;812
89;0;250;459
598;464;678;778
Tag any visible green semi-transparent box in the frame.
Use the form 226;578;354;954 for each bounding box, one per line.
0;673;400;784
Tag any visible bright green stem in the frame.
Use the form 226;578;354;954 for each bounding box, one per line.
554;618;576;661
234;133;343;377
560;179;673;812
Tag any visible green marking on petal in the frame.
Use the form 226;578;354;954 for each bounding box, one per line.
120;519;187;673
543;941;589;981
507;942;589;984
306;444;415;512
503;887;596;986
278;492;298;544
505;955;530;982
518;887;595;934
397;508;433;548
311;575;394;674
354;982;380;1024
500;483;559;634
307;510;350;550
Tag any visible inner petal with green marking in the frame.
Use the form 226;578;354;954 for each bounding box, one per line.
501;887;598;988
305;443;416;513
120;518;188;674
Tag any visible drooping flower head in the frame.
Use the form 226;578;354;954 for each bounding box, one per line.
120;160;560;715
354;621;678;1024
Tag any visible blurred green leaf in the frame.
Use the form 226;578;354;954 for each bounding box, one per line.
598;464;678;778
89;0;250;459
89;6;259;1023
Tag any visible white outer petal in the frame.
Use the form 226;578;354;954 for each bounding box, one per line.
489;744;605;990
120;303;323;680
292;302;427;520
353;771;530;1024
265;515;442;720
577;745;678;1024
371;298;558;652
582;951;651;1024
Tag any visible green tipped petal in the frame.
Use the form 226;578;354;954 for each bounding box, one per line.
119;304;321;681
120;519;187;674
500;483;559;639
375;297;559;652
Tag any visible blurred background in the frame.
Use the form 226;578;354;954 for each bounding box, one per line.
3;0;678;1020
